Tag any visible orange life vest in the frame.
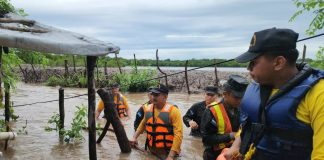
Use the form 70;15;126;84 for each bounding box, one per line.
144;103;175;150
208;101;233;151
115;94;127;118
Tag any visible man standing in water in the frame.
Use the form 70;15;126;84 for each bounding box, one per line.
225;28;324;160
183;86;219;137
200;75;248;160
96;83;130;119
130;84;183;160
134;87;154;131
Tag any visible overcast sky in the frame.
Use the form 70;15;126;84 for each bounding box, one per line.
11;0;324;60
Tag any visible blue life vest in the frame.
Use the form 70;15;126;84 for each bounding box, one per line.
240;65;324;160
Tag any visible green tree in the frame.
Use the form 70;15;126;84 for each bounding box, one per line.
290;0;324;69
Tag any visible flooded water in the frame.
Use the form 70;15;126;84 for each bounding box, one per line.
1;83;206;160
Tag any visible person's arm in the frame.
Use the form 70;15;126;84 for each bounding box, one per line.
224;134;242;160
134;106;144;131
130;115;146;146
302;80;324;160
95;99;104;119
200;109;234;146
169;107;183;155
123;95;131;118
183;103;197;127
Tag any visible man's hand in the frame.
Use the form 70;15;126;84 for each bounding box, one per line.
224;145;242;160
129;137;138;147
189;120;199;129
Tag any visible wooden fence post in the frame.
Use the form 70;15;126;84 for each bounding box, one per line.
59;88;65;132
185;60;190;94
214;59;219;87
115;53;122;74
73;55;76;72
301;45;306;64
156;49;168;87
104;61;108;76
87;56;97;160
64;59;69;78
133;53;137;73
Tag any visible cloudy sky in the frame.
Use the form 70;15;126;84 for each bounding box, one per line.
11;0;323;60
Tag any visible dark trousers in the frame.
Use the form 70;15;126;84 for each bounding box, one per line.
203;148;222;160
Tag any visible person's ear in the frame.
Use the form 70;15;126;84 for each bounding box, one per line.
273;56;286;71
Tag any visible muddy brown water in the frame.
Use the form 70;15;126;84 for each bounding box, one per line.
1;83;206;160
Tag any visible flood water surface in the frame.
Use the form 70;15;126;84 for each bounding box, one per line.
2;83;206;160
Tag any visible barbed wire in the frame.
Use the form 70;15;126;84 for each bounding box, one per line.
11;33;324;108
13;93;87;107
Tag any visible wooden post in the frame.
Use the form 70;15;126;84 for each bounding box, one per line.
301;45;306;63
133;53;137;73
0;47;3;103
214;59;219;87
104;61;108;76
64;59;69;77
97;88;131;153
4;83;10;122
87;56;97;160
96;59;99;82
185;60;190;94
59;88;65;131
73;55;76;73
115;53;122;74
31;56;38;82
84;57;87;78
156;49;168;87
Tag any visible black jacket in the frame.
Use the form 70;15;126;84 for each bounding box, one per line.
183;101;208;137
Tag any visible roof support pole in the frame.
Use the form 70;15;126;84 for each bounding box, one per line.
87;56;97;160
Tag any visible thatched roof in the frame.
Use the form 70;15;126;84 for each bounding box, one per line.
0;13;120;56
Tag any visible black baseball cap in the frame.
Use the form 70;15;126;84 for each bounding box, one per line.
150;84;169;95
205;86;218;95
224;75;249;98
235;28;299;63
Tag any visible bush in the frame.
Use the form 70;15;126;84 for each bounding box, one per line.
46;73;87;87
45;105;88;143
112;69;158;92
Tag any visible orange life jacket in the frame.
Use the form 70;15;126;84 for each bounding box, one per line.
208;101;233;151
144;103;175;150
115;94;127;118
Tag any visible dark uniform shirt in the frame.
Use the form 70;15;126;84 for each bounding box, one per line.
134;101;150;131
183;101;208;137
200;99;240;159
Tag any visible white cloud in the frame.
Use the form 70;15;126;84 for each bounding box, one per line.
11;0;323;60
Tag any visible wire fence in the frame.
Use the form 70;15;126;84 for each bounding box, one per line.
11;33;324;108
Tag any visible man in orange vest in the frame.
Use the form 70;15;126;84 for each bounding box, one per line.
95;83;130;119
130;84;183;160
200;75;248;160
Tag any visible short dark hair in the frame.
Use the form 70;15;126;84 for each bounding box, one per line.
264;49;299;66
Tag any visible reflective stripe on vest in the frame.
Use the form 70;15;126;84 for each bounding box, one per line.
209;101;232;151
145;103;174;149
115;94;127;118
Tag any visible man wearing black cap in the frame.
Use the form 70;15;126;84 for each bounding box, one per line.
183;86;219;137
95;83;130;119
200;75;248;160
130;84;183;160
225;28;324;160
